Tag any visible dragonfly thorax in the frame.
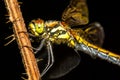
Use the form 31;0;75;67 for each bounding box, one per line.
29;19;76;46
45;20;72;45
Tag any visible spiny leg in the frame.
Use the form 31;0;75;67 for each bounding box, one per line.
41;41;54;77
33;38;46;54
18;33;54;76
21;38;46;57
18;32;46;54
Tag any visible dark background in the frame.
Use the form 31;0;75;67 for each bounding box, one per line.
0;0;120;80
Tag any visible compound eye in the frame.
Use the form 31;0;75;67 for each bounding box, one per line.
28;21;39;36
35;19;44;34
29;22;35;29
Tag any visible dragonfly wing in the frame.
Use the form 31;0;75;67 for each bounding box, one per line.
36;45;80;79
70;22;104;46
84;22;105;46
44;46;81;79
62;0;89;26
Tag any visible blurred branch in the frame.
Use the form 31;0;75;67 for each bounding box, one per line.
4;0;41;80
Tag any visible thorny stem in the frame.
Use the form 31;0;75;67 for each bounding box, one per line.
4;0;41;80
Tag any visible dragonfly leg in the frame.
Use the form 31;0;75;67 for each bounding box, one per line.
28;33;37;38
41;41;54;77
34;38;46;54
17;37;46;55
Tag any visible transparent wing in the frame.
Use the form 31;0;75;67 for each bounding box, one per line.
84;22;105;46
44;45;81;79
62;0;89;26
72;22;104;47
36;43;81;79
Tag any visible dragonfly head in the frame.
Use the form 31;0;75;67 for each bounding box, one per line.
28;19;45;36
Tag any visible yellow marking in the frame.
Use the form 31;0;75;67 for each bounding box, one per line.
29;23;39;36
35;22;44;34
58;33;70;39
109;52;120;58
69;40;75;47
29;23;35;31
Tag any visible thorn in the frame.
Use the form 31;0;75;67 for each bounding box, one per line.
5;17;11;23
4;34;15;46
36;58;43;62
21;77;28;80
21;73;28;80
6;20;11;23
6;17;9;19
18;2;23;5
5;14;12;23
5;14;9;17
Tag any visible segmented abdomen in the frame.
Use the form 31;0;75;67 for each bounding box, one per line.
71;31;120;66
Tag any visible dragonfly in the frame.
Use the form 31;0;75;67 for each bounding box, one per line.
27;0;120;79
5;0;120;79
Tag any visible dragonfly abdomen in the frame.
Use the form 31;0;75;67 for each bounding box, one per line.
74;37;120;66
69;29;120;66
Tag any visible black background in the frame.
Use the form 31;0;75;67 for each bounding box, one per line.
0;0;120;80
